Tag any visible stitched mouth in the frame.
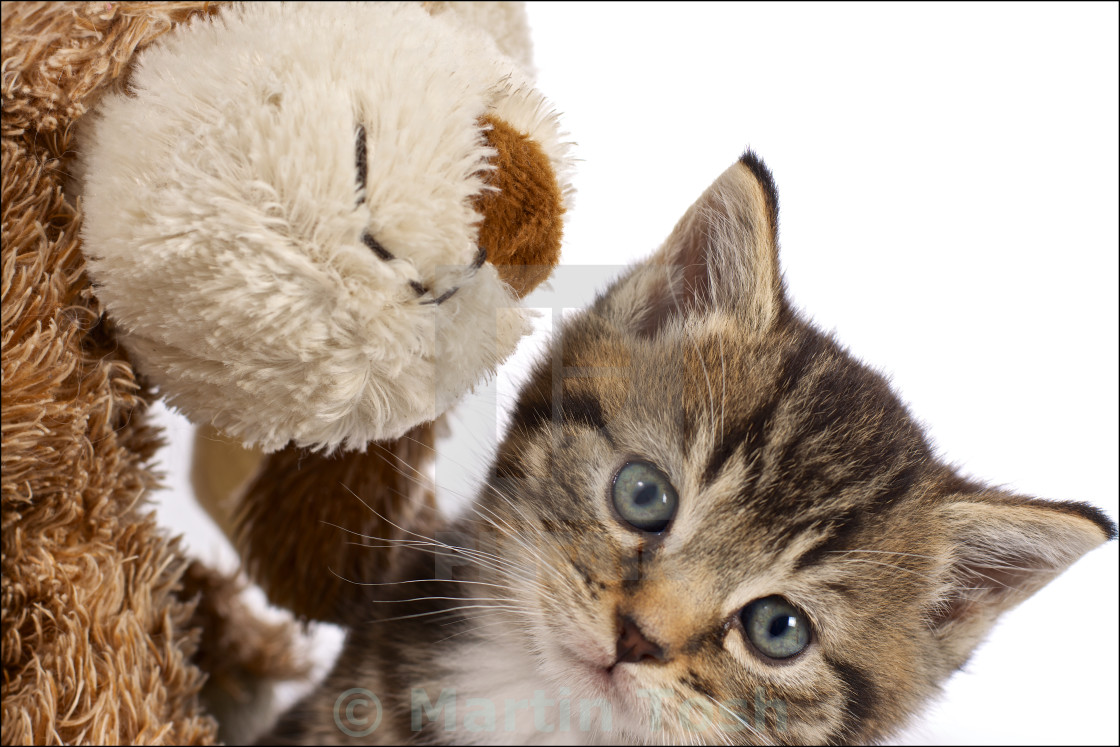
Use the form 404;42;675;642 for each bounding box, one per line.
359;231;488;306
354;121;486;307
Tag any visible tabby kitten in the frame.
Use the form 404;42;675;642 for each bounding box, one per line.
265;153;1115;745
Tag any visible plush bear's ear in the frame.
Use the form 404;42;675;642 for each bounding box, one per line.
474;114;565;298
596;152;786;338
931;491;1115;663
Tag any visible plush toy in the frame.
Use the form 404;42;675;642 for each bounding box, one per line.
2;1;572;743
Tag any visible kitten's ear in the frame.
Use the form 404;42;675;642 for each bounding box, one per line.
932;492;1115;661
599;152;785;337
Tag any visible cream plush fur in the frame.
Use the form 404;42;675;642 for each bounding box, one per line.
80;1;572;452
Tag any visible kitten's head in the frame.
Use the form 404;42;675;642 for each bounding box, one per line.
476;153;1116;744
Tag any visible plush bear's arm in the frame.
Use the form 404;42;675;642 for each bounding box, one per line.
229;422;444;625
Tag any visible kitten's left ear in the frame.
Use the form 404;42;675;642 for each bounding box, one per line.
932;492;1116;661
598;151;786;337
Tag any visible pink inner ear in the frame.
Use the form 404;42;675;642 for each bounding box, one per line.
931;547;1043;628
931;496;1114;630
601;157;787;340
637;247;715;338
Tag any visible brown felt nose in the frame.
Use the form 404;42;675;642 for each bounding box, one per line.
615;613;667;665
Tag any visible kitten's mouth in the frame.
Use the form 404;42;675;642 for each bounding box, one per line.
561;644;638;698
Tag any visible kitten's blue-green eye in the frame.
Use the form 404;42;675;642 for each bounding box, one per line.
611;462;678;533
741;596;811;660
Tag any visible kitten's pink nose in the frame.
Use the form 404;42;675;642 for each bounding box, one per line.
615;613;667;665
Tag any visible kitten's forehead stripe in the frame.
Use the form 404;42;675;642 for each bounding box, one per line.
788;508;861;572
700;328;822;487
507;365;610;435
691;315;932;555
789;465;922;571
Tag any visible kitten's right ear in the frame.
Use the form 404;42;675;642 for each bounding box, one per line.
931;492;1116;667
598;151;786;338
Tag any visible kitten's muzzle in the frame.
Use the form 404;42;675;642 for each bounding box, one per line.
614;613;668;666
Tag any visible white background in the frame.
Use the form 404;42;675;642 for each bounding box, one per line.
149;2;1118;745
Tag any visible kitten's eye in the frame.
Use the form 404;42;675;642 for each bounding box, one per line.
741;596;811;660
611;462;678;533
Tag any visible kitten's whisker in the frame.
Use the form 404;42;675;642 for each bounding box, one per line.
365;595;515;605
470;499;548;570
371;603;537;625
390;532;529;574
953;566;1029;590
322;456;521;577
967;560;1033;572
470;497;531;543
420;527;551;593
835;558;941;583
464;509;563;606
474;477;537;527
439;609;510;627
335;541;531;586
327;449;489;532
335;485;538;578
702;692;766;745
343;446;555;594
478;483;556;559
361;436;491;518
432;617;519;645
326;567;511;601
320;519;476;561
329;528;542;590
465;490;554;572
827;549;937;561
324;575;517;591
390;432;506;506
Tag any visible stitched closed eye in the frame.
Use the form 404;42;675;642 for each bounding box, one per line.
355;123;368;206
353;121;485;306
354;122;424;294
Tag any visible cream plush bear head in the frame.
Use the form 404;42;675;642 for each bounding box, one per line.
79;1;572;452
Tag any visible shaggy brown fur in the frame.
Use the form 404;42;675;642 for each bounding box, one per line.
2;3;304;744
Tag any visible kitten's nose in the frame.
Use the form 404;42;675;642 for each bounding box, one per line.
615;613;667;665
